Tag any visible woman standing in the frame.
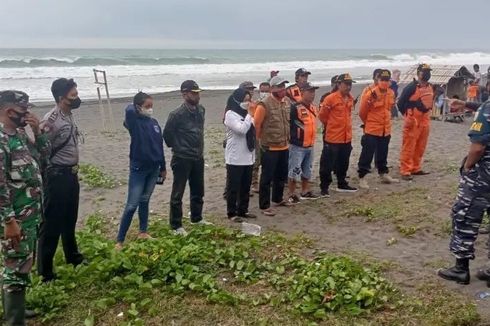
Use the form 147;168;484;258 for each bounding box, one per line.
116;92;166;249
224;88;256;222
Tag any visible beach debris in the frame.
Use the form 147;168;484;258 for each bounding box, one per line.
241;222;261;236
475;291;490;300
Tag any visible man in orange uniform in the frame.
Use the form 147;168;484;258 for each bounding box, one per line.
467;80;480;102
286;68;311;104
318;74;358;195
254;76;292;216
357;69;399;189
398;64;434;180
287;82;319;203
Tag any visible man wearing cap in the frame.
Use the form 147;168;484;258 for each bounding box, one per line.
318;74;358;195
287;82;319;203
286;68;311;104
358;69;399;189
163;80;212;236
398;63;434;180
268;70;279;82
38;78;85;283
254;76;292;216
0;90;49;324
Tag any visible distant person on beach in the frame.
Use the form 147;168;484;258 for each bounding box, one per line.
398;64;434;180
251;82;271;193
473;64;481;83
0;90;48;324
318;73;358;195
390;69;401;118
467;80;480;102
38;78;85;283
287;82;320;203
358;69;399;189
268;70;279;82
438;98;490;286
163;80;213;236
254;76;292;216
115;92;166;249
286;68;311;104
223;88;257;222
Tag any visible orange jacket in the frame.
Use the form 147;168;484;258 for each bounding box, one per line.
397;81;434;127
248;101;258;117
359;86;395;136
290;103;317;147
319;91;354;144
468;85;479;98
286;84;302;103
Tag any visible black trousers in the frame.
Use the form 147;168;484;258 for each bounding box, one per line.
358;134;390;178
169;156;204;229
259;149;288;209
226;164;253;217
319;142;352;191
38;168;83;279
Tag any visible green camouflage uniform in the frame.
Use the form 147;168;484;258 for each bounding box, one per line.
0;122;49;290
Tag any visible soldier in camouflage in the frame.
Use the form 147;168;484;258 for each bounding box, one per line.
438;99;490;285
0;90;49;325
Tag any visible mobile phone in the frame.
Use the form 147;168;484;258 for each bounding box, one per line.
156;176;164;185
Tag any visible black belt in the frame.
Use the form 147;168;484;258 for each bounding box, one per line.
48;164;79;175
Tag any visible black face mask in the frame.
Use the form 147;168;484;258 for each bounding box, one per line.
421;71;431;82
68;97;82;109
10;111;27;128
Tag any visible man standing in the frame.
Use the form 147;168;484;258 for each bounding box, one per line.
286;68;311;104
38;78;85;283
437;99;490;285
163;80;212;236
398;64;434;180
358;70;399;189
287;82;319;203
251;82;271;193
390;69;401;119
0;90;49;324
318;74;358;195
254;76;292;216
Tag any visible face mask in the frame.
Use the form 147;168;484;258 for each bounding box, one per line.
259;92;269;100
378;81;390;90
68;97;82;109
239;102;250;111
10;111;27;128
141;108;153;117
421;71;431;82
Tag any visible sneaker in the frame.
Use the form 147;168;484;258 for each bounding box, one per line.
401;174;413;181
261;208;276;216
238;212;257;219
229;216;244;223
300;191;320;200
115;242;123;251
359;177;370;189
137;232;154;240
380;174;400;184
287;195;301;204
335;184;358;193
274;200;294;207
173;227;188;236
191;220;214;226
320;189;330;198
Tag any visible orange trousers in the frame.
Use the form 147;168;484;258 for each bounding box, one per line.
400;116;430;176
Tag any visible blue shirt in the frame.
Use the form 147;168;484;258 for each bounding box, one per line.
124;104;166;171
390;80;399;98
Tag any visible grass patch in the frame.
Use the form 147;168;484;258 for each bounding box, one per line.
79;163;121;189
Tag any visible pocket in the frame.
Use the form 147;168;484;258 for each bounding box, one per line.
10;152;37;183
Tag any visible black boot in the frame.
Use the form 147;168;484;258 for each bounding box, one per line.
476;268;490;287
3;287;26;326
437;258;470;284
2;286;36;321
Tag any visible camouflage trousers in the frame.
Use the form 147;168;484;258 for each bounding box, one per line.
0;215;39;291
450;169;490;259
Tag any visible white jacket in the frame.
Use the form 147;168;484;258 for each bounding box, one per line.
224;110;255;166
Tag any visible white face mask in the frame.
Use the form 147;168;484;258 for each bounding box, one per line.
239;102;250;111
259;92;269;100
141;108;153;117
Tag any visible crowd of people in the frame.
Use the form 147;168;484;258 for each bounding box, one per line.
1;62;490;324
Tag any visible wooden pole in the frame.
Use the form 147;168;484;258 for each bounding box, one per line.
102;70;115;131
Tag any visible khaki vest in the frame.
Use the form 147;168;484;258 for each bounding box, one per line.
259;96;290;148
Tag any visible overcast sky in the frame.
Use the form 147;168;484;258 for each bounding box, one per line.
1;0;488;49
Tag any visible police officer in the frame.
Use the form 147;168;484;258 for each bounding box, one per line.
37;78;85;282
0;90;49;325
438;99;490;285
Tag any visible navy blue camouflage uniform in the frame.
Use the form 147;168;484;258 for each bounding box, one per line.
449;101;490;259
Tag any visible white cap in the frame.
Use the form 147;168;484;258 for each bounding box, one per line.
269;76;289;87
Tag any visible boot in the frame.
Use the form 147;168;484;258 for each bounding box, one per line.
3;287;26;326
2;286;36;321
437;258;470;284
379;174;400;184
359;177;369;189
476;268;490;287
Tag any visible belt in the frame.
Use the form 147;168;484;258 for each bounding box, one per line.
48;164;79;175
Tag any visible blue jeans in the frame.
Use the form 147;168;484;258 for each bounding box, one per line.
117;163;160;242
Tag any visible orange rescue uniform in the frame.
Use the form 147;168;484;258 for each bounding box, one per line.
468;85;479;100
318;90;354;144
286;84;302;103
359;86;395;136
290;103;317;147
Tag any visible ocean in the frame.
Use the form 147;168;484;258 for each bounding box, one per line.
0;48;489;102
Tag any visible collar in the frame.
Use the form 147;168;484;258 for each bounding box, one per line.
56;105;72;118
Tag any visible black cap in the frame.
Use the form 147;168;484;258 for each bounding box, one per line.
0;90;33;109
331;75;339;84
417;63;432;72
180;80;202;93
299;82;319;91
379;69;391;81
239;81;256;90
373;68;383;80
337;73;356;84
295;68;311;76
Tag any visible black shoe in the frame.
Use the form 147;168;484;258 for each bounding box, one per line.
320;189;330;198
41;274;58;283
437;258;470;284
229;216;244;223
476;268;490;287
238;213;257;219
413;170;430;176
335;184;358;193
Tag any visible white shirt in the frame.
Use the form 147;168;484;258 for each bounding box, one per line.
224;110;255;166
